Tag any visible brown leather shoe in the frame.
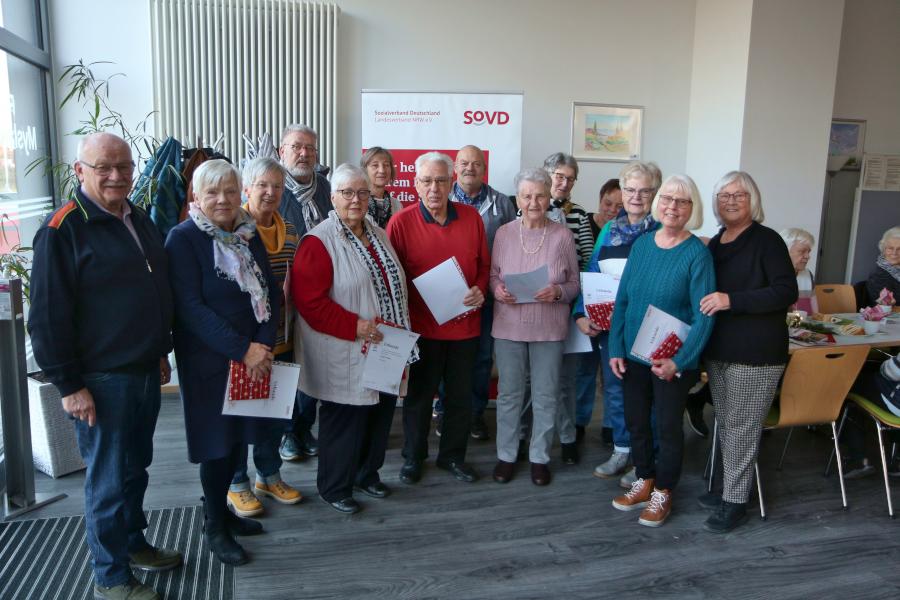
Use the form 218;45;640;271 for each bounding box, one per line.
530;462;551;486
611;477;654;511
493;460;515;483
638;488;672;527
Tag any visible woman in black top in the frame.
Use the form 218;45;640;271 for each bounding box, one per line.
697;171;798;533
865;226;900;304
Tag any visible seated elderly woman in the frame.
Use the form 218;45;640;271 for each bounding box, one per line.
166;159;280;566
490;168;580;486
608;174;715;528
866;226;900;303
293;164;414;514
779;227;816;293
361;146;403;228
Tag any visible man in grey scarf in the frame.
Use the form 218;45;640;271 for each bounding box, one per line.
277;123;333;461
277;124;332;236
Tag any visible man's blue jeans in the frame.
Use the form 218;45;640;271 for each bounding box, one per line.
598;332;630;451
75;368;161;588
435;296;494;417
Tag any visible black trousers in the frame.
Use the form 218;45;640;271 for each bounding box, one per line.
356;393;398;487
318;395;398;502
623;360;696;490
403;337;479;464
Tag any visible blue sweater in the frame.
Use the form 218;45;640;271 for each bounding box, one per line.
608;232;716;371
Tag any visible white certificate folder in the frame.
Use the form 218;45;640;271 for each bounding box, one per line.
412;256;471;325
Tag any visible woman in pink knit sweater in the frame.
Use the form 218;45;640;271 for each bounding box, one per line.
490;168;581;486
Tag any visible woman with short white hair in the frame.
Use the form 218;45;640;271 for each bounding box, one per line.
779;227;816;292
698;171;797;533
866;226;900;303
607;173;715;527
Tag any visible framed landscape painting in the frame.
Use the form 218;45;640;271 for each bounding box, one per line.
571;103;643;162
829;118;866;170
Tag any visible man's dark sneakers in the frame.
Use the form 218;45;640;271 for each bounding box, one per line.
399;459;423;484
470;414;490;440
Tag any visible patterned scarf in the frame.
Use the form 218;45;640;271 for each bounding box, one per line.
548;198;572;225
452;182;488;208
189;203;271;323
330;212;418;363
367;194;394;229
877;255;900;283
605;208;657;247
284;170;322;232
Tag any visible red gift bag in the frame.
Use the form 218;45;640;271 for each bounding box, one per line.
650;332;683;360
585;301;615;331
227;360;271;401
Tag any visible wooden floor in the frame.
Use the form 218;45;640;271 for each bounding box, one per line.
20;394;900;600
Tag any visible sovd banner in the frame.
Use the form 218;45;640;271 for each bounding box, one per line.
361;91;524;202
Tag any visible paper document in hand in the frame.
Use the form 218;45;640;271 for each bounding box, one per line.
582;272;619;330
563;321;593;354
503;264;550;304
222;361;300;419
362;323;420;394
412;257;471;325
630;305;691;362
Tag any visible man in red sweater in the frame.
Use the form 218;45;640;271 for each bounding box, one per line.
386;152;490;484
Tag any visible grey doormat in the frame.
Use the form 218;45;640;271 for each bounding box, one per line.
0;505;233;600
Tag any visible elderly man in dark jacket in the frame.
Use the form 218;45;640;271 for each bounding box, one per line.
29;132;179;600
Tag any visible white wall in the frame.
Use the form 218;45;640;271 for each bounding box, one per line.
684;0;752;237
832;0;900;155
739;0;844;257
335;0;697;211
48;0;155;163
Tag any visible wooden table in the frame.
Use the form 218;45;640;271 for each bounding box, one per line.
790;312;900;353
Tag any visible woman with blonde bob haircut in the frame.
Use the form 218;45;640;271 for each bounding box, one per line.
698;170;797;533
607;173;715;527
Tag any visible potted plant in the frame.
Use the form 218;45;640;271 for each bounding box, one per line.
877;288;895;315
860;305;886;335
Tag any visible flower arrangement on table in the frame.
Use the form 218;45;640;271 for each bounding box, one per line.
878;288;895;314
860;305;887;334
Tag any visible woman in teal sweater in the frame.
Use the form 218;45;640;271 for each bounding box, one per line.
608;174;716;528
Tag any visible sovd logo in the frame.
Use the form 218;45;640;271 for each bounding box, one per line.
463;110;510;126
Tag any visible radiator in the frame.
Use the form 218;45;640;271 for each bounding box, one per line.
149;0;338;168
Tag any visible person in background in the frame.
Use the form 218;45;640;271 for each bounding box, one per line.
490;168;580;486
277;124;331;463
361;146;403;228
226;157;304;518
608;174;714;528
866;226;900;303
779;227;816;293
293;164;413;513
167;159;280;566
432;145;517;442
544;152;592;466
699;171;797;533
574;161;662;488
387;152;490;485
575;177;623;445
29;132;180;600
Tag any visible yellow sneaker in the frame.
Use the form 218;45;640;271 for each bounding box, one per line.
255;480;303;505
226;489;264;517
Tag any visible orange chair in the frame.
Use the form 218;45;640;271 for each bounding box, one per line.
815;284;858;314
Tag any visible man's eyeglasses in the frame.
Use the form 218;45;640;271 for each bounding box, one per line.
417;177;451;187
336;188;371;201
622;187;655;200
286;143;317;154
80;161;136;176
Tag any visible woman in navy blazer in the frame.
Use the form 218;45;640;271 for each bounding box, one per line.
166;160;280;566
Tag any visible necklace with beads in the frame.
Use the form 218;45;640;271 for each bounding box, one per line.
519;219;548;254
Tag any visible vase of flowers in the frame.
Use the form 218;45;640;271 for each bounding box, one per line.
861;305;886;334
877;288;895;315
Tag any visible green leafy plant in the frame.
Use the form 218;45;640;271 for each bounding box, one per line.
0;212;33;302
25;59;159;202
